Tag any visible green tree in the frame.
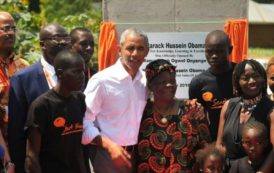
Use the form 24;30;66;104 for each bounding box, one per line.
0;0;102;66
40;0;101;68
0;0;42;64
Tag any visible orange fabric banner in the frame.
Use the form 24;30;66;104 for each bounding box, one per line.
224;19;248;63
98;22;118;71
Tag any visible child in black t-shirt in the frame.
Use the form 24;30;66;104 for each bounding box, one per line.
229;121;269;173
25;50;89;173
195;143;226;173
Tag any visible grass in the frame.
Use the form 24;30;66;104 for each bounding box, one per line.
248;47;274;59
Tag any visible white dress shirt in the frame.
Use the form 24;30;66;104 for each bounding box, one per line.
41;56;57;88
82;59;147;146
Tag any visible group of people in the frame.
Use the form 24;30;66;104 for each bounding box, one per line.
0;10;273;173
0;11;96;173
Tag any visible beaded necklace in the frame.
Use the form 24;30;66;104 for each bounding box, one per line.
240;93;262;113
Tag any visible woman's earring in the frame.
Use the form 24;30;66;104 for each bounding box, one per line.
233;88;238;96
149;91;154;102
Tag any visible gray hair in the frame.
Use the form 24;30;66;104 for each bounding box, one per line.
119;28;149;47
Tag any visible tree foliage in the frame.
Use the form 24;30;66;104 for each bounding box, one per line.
0;0;102;66
0;0;42;64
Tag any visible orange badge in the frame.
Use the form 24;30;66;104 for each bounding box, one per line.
53;117;66;127
202;92;213;102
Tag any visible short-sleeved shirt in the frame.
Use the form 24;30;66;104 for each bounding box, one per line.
25;89;88;173
0;53;29;106
188;64;235;140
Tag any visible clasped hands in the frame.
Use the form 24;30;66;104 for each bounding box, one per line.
184;99;205;120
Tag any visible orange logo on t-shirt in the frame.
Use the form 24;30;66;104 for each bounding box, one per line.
202;92;213;102
53;117;66;127
53;116;83;136
62;123;83;136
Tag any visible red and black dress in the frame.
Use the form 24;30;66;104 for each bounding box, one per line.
136;100;211;173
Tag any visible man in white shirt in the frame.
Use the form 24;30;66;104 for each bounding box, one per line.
82;28;149;173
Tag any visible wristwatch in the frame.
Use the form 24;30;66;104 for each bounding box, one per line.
5;160;15;170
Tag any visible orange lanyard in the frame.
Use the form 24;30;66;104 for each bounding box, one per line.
42;66;55;89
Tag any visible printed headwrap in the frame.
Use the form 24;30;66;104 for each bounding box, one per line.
145;59;176;83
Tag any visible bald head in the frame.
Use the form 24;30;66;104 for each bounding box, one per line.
0;11;16;52
54;50;84;71
39;23;70;65
40;23;67;41
0;11;14;21
54;50;85;92
204;30;232;74
205;30;231;46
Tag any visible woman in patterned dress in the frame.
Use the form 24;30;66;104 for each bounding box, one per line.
136;59;211;173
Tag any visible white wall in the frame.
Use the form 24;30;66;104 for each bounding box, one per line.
103;0;248;35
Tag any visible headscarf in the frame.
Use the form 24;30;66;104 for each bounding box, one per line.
145;59;176;83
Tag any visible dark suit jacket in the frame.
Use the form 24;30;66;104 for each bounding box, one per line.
8;60;49;173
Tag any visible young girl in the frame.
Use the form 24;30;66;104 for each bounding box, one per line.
229;121;269;173
195;143;225;173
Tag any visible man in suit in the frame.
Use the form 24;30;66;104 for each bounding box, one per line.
8;23;71;173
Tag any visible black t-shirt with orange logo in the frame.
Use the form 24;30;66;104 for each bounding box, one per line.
188;63;235;141
25;89;88;173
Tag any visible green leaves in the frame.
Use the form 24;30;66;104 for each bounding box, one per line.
0;0;102;66
18;12;31;21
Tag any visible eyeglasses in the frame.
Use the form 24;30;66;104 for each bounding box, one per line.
0;26;16;32
43;36;71;43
